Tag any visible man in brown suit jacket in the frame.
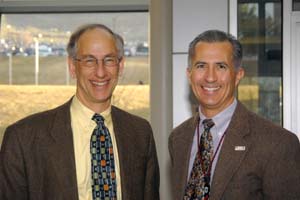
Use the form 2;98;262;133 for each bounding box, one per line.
169;30;300;200
0;24;160;200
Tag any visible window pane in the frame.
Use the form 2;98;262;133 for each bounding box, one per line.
237;1;282;125
293;0;300;11
0;13;149;144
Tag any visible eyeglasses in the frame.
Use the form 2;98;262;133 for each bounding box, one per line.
74;55;121;68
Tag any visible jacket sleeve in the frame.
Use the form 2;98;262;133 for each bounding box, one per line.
262;133;300;199
143;123;160;200
0;125;29;200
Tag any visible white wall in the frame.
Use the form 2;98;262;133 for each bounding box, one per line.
290;12;300;137
283;0;300;138
172;0;228;127
150;1;172;200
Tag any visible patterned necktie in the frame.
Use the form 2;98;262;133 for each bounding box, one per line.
183;119;215;200
90;113;117;200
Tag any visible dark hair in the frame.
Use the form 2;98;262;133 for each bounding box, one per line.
66;23;124;58
188;30;242;69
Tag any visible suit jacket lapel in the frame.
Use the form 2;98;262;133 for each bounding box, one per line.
46;99;79;199
111;106;135;199
175;115;199;199
210;102;252;200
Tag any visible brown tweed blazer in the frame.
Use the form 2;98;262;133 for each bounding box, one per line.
169;101;300;200
0;98;160;200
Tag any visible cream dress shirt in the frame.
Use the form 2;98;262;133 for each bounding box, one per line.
70;96;122;200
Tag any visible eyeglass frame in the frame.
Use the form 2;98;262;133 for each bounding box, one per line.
73;54;122;68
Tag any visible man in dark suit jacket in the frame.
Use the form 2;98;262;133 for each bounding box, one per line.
169;30;300;200
0;24;160;200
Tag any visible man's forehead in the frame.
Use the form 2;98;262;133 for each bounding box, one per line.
192;42;234;64
195;41;232;48
79;28;114;41
194;41;233;56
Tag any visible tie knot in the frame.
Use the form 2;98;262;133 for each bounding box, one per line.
202;119;214;131
92;113;105;125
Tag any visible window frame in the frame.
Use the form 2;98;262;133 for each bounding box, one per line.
230;0;300;135
0;0;148;13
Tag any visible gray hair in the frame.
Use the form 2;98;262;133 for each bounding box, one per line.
188;30;242;69
66;23;124;59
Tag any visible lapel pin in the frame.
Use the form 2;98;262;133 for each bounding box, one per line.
234;146;246;151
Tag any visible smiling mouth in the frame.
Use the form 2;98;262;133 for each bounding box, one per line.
92;81;108;86
202;86;220;91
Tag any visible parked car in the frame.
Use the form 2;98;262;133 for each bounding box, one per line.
135;44;148;56
124;47;132;57
38;44;52;57
52;47;67;56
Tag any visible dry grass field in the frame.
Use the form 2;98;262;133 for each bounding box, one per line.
0;85;149;145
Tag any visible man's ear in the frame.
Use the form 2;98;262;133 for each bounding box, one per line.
235;67;245;86
68;56;76;79
186;67;192;84
118;57;125;77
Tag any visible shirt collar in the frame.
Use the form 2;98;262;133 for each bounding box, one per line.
71;95;112;127
199;98;237;137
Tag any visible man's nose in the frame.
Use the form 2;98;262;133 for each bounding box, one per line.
205;66;217;82
95;60;106;77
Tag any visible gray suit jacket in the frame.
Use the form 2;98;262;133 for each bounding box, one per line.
169;101;300;200
0;99;160;200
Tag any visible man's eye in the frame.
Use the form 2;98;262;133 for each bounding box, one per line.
84;59;95;64
104;57;118;66
105;58;115;63
217;64;227;70
195;64;205;69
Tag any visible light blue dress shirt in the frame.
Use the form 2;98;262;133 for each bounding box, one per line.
187;99;238;183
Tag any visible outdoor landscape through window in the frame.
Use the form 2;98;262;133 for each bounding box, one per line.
0;13;150;145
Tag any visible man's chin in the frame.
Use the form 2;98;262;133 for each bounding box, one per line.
92;95;112;104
